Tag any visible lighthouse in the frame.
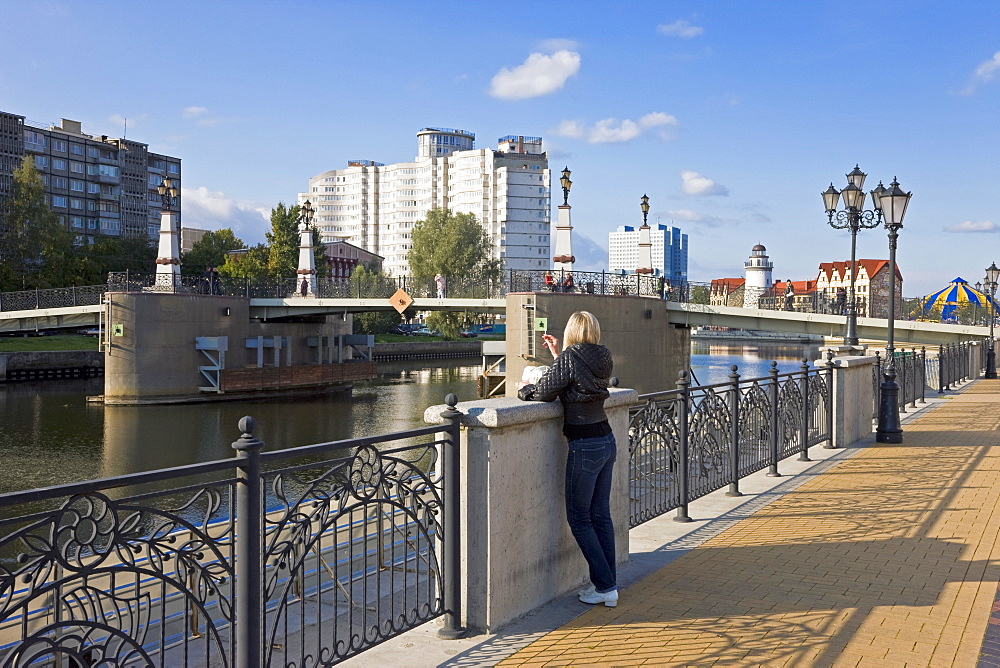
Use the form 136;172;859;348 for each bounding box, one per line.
743;244;773;309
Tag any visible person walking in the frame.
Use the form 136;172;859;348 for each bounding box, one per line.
435;273;446;299
784;281;795;311
517;311;618;607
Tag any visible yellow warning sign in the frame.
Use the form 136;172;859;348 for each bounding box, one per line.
389;289;413;314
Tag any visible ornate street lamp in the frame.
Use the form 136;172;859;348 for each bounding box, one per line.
985;261;999;379
559;167;572;206
874;177;912;444
157;177;178;210
822;166;883;346
300;199;315;225
640;194;650;226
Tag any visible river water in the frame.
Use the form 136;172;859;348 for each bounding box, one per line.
0;342;820;493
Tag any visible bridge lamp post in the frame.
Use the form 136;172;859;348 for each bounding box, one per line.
985;261;999;379
875;178;912;444
822;166;884;347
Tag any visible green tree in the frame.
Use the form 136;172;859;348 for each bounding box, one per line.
689;284;710;305
219;244;270;279
409;209;501;285
72;236;157;284
350;262;401;333
426;312;462;340
181;228;245;275
0;155;76;290
266;202;300;278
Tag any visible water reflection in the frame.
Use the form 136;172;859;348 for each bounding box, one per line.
0;344;822;493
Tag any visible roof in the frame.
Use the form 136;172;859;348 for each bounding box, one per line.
711;278;745;292
751;244;766;252
817;259;903;282
773;279;818;294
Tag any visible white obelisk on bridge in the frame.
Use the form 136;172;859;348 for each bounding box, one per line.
296;200;317;297
154;178;180;288
552;167;575;272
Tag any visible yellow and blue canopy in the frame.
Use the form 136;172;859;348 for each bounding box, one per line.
920;277;999;320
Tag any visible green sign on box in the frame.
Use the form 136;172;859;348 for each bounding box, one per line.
534;317;547;332
112;324;124;337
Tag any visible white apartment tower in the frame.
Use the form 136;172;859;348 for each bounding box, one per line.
743;243;774;308
608;224;688;283
302;128;551;276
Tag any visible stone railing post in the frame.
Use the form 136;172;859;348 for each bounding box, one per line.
824;353;878;448
424;388;637;634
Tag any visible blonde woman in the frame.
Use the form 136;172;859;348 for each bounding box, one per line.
517;311;618;606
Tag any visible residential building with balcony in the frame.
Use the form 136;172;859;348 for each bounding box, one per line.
301;128;550;276
0;111;181;244
608;223;688;283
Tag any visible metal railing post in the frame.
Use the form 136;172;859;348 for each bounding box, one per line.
873;350;882;420
232;417;264;668
938;345;945;394
823;351;835;449
898;350;907;414
798;359;811;462
34;287;40;309
726;365;742;497
920;346;927;403
767;362;781;477
601;270;606;295
675;371;692;522
72;285;77;306
909;348;918;408
437;394;466;639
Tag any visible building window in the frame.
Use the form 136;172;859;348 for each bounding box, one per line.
52;196;68;208
53;159;67;171
87;183;100;194
87;147;99;158
71;216;84;228
87;219;98;229
70;162;84;174
70;144;84;155
34;156;49;168
69;199;83;210
168;163;179;174
52;176;67;189
70;180;84;192
52;139;67;152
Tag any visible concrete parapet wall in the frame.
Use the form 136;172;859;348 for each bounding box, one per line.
425;387;638;633
825;355;877;448
104;292;352;402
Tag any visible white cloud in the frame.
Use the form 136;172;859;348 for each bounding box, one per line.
657;20;704;38
665;209;730;227
553;112;677;144
181;186;270;242
537;38;580;53
181;106;223;127
961;51;1000;94
182;106;208;119
944;220;998;233
680;170;729;196
490;50;580;100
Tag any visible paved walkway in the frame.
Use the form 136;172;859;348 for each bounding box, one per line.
498;379;1000;667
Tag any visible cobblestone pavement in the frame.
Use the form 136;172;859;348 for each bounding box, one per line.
499;380;1000;667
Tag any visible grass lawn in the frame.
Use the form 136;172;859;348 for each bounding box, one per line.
373;334;505;344
0;334;100;352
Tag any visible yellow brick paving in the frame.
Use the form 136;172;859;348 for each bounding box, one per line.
500;381;1000;667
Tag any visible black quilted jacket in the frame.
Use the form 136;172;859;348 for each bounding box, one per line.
517;343;613;426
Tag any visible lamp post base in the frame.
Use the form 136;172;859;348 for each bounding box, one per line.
986;348;997;379
876;369;903;444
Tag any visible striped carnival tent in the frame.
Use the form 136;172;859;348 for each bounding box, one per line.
919;277;999;322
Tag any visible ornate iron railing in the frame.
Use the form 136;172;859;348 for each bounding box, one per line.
934;340;978;393
0;285;105;312
628;361;832;528
0;398;464;666
871;347;928;419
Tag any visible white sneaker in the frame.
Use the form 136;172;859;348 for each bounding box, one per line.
579;588;618;607
578;583;596;596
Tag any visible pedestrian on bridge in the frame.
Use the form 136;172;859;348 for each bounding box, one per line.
517;311;618;608
435;273;446;299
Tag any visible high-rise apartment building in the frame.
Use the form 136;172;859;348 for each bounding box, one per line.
302;128;550;276
608;224;688;283
0;111;181;244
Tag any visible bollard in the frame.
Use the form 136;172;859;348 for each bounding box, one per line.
823;351;835;449
798;359;811;462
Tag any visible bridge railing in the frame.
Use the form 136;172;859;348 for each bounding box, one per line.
871;348;928;419
0;285;105;312
628;360;832;528
0;406;464;665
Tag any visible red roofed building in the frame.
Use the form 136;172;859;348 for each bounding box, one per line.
710;278;745;307
815;259;902;318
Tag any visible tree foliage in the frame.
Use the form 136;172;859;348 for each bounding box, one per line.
219;244;270;279
408;209;501;281
181;228;244;275
0;156;76;290
266;202;300;279
349;262;401;334
73;237;157;285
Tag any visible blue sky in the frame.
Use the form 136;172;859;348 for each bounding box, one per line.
2;0;1000;296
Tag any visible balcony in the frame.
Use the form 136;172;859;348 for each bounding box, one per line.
97;173;120;184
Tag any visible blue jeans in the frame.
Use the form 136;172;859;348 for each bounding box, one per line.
565;433;617;593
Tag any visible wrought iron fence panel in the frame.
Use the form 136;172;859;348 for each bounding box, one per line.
260;437;444;666
738;381;772;478
627;396;682;527
807;371;831;446
686;387;733;501
776;376;804;459
0;472;238;668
